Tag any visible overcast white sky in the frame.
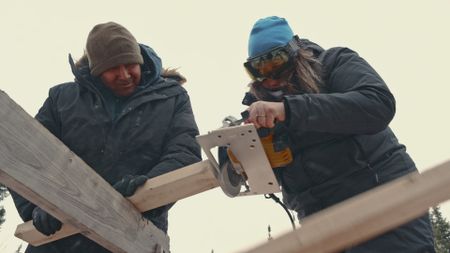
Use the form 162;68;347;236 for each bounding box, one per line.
1;1;450;252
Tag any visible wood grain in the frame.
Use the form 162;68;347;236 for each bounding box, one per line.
0;90;169;253
15;159;219;246
238;160;450;253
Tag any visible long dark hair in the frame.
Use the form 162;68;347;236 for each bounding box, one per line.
249;41;322;101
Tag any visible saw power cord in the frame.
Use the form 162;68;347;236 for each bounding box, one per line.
265;193;296;230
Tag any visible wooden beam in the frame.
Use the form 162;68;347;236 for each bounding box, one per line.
14;221;80;247
238;160;450;253
15;160;219;246
0;90;169;253
129;159;218;211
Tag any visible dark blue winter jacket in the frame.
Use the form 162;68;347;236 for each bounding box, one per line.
11;44;201;253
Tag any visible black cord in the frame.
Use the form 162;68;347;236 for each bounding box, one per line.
265;193;296;230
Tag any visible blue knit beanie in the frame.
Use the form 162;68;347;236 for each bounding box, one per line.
248;16;294;58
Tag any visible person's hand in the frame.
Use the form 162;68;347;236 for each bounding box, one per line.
245;101;285;128
32;206;62;236
113;175;148;197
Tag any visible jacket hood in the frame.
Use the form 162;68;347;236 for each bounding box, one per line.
298;38;325;57
139;43;163;85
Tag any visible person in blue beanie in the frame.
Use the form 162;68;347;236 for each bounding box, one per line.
241;16;436;252
9;22;201;253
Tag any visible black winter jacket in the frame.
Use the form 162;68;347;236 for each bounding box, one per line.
278;41;409;214
253;40;435;252
11;44;201;253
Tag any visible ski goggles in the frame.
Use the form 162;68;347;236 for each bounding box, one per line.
244;35;300;81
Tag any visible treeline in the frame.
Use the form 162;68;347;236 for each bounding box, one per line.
0;184;7;226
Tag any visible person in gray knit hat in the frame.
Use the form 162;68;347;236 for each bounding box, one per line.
10;21;201;253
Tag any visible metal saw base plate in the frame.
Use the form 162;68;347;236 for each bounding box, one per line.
196;124;280;196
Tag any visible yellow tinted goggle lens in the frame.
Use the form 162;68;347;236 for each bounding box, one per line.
255;58;287;76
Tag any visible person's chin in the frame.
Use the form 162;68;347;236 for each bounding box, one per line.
116;87;136;97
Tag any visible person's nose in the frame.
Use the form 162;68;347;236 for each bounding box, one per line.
118;65;130;79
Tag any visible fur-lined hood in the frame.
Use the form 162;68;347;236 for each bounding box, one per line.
161;68;186;85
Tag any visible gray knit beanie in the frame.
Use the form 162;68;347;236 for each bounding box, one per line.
86;22;144;76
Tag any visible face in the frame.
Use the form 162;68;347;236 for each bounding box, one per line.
100;63;141;97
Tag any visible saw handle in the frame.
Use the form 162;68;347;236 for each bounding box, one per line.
258;131;293;168
240;110;293;168
223;110;293;169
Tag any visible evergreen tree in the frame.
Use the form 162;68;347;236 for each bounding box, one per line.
0;184;9;227
430;206;450;253
15;244;23;253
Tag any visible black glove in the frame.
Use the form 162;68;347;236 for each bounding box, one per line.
113;175;148;197
32;206;62;236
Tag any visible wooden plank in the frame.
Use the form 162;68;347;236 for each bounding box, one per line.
15;160;219;246
0;90;169;253
129;160;218;211
238;160;450;253
14;221;80;246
